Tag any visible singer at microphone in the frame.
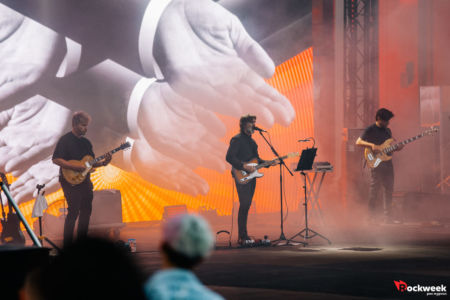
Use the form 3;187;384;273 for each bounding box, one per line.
253;125;267;132
226;114;274;245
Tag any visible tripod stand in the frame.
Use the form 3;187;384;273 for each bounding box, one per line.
288;148;331;245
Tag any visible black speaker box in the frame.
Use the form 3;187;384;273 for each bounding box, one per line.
37;189;124;239
90;189;123;226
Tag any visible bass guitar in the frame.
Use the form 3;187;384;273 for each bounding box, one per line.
62;142;131;185
364;126;439;169
0;172;25;244
232;152;299;185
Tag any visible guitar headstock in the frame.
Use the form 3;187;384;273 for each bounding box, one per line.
119;141;132;151
0;172;9;187
425;126;439;136
287;152;300;158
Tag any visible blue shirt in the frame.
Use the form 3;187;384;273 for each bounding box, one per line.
145;269;224;300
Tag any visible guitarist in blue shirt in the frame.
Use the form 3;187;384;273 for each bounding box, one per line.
226;114;274;245
52;111;111;246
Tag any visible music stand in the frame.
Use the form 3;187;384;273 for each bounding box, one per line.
288;148;331;245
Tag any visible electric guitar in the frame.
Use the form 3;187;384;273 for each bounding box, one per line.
232;152;299;185
364;126;439;169
62;142;131;185
0;173;25;244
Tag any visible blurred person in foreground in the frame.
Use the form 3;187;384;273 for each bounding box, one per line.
23;237;146;300
145;214;224;300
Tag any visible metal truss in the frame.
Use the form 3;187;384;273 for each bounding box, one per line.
343;0;379;128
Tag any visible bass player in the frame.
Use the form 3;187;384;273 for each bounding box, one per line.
52;111;111;246
356;108;403;224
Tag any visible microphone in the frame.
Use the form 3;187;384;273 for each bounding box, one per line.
298;138;310;142
253;125;267;132
36;184;45;190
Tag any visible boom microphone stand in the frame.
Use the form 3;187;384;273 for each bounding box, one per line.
256;129;296;246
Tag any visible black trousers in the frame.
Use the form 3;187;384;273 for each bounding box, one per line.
235;178;256;239
368;161;394;217
60;180;94;246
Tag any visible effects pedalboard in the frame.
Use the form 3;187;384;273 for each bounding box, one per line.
238;235;271;248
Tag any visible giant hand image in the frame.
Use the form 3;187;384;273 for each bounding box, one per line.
151;0;295;126
0;0;295;203
0;96;71;175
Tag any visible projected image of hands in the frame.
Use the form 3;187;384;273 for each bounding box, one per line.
153;0;295;127
0;0;295;202
0;5;65;110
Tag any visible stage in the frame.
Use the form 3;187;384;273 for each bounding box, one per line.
119;212;450;299
0;0;450;298
1;206;449;299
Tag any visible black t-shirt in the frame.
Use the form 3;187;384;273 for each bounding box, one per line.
361;124;392;145
53;131;95;183
226;133;262;170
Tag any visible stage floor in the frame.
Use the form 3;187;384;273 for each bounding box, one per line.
136;243;450;300
34;211;450;299
126;212;450;299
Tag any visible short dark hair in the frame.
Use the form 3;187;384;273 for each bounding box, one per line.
161;242;203;269
239;114;256;132
72;111;91;126
375;108;394;121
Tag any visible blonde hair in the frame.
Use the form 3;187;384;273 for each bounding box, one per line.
72;111;91;126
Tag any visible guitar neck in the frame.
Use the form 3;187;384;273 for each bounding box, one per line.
0;173;12;211
256;155;287;170
383;132;426;154
90;147;121;164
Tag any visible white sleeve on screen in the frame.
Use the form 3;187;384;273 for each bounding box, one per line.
138;0;173;79
122;137;137;172
127;77;156;138
56;37;82;78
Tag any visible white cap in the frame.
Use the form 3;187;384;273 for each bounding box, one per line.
163;214;214;258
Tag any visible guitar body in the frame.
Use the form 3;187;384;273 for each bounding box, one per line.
364;138;394;168
1;212;25;244
231;152;299;184
0;173;25;244
62;155;94;185
232;159;264;185
60;141;131;185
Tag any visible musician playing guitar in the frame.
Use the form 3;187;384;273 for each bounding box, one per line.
52;111;111;246
226;114;276;245
356;108;404;224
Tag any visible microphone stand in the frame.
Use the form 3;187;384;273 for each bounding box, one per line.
257;130;297;246
35;185;61;251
